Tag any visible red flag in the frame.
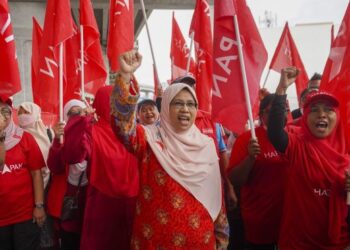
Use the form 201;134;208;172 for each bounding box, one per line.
170;12;196;80
80;0;107;94
31;17;58;125
321;2;350;149
107;0;134;71
212;0;268;133
63;24;84;101
31;17;43;105
0;0;21;98
190;0;213;113
269;22;309;105
37;0;75;114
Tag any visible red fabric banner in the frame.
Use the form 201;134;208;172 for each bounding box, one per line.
320;2;350;150
170;12;196;80
269;22;309;105
190;0;213;113
31;17;43;105
212;0;267;133
80;0;107;95
0;0;21;98
37;0;75;114
107;0;134;71
31;17;58;126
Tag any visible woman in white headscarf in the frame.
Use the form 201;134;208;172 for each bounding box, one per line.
46;99;89;250
18;102;52;188
110;50;229;250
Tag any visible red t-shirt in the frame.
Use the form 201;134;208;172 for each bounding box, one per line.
278;132;350;249
229;126;288;244
0;132;45;226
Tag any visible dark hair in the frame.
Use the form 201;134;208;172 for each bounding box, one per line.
259;94;275;116
137;99;157;113
300;87;318;104
300;88;310;99
310;73;322;81
171;74;196;86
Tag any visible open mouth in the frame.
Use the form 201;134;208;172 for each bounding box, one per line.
315;121;328;131
178;115;190;125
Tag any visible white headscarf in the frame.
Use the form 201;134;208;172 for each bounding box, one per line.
19;102;51;163
19;102;51;188
63;99;86;122
144;83;222;220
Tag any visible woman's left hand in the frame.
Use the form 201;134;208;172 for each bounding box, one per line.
33;207;46;227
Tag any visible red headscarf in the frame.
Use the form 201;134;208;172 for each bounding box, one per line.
280;91;350;248
90;86;139;198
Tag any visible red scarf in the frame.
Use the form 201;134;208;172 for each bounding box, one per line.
90;86;139;198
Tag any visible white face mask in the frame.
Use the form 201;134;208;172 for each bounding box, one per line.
18;114;36;128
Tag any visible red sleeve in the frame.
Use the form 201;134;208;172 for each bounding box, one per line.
22;132;45;171
227;131;250;173
63;115;93;164
47;138;65;174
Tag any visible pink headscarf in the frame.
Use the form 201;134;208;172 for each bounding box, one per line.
0;99;22;151
4;118;23;151
144;83;222;220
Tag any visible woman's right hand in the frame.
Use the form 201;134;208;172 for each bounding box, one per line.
248;138;261;159
276;67;300;95
53;122;65;139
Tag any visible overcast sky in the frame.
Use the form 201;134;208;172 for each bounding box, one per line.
135;0;349;96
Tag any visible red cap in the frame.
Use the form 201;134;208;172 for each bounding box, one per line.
303;91;339;109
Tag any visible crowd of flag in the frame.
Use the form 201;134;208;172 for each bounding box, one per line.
0;0;349;145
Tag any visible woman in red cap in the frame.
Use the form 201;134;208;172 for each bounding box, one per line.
268;67;350;249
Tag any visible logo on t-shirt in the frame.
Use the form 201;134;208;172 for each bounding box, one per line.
264;150;279;159
314;188;330;197
1;163;23;175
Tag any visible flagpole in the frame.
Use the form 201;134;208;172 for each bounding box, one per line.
140;0;160;84
80;25;85;101
262;69;270;88
186;31;194;73
59;42;64;143
233;15;256;139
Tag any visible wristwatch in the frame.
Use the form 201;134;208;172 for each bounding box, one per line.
34;203;45;209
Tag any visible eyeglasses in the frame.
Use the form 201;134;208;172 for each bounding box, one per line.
67;109;82;117
0;107;11;116
170;100;197;110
